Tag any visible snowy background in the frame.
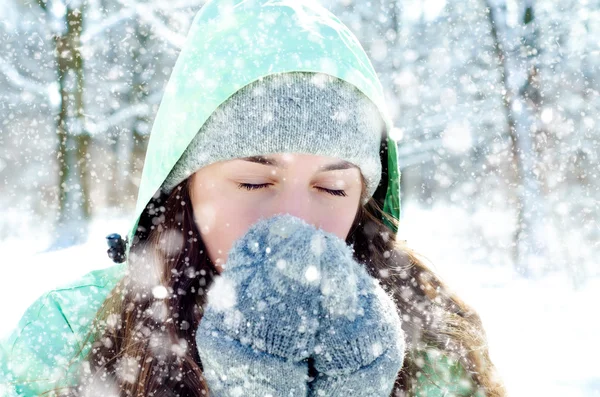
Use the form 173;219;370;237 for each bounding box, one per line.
1;0;599;396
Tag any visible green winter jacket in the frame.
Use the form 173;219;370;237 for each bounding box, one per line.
0;262;483;396
0;0;482;395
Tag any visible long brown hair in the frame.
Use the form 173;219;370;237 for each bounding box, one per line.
51;174;506;396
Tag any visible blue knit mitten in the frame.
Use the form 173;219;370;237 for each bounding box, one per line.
196;214;324;396
196;214;405;396
308;226;405;396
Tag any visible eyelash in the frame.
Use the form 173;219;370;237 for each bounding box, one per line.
237;183;347;197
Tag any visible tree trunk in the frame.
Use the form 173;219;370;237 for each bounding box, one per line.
52;4;91;249
485;0;549;278
128;21;151;201
104;0;122;209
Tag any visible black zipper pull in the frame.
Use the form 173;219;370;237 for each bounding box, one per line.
106;233;127;263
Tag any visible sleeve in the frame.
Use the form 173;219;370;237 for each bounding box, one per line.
0;291;84;397
413;349;485;397
0;264;126;397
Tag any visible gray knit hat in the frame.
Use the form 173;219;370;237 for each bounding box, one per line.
162;72;385;205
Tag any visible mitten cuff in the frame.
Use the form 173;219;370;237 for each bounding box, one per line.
308;345;404;396
198;325;311;396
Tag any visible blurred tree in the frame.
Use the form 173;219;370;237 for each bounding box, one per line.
1;0;597;281
49;0;92;248
485;0;550;277
0;0;198;248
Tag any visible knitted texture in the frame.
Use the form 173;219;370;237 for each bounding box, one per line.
162;72;385;205
195;214;405;396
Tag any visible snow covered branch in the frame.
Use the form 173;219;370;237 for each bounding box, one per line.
80;8;138;44
82;0;195;47
397;138;444;159
135;8;186;48
0;56;52;98
151;0;207;11
86;91;163;135
115;0;187;48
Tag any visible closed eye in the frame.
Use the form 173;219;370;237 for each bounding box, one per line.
237;183;347;197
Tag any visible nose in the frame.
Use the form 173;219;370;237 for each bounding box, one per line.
267;180;321;229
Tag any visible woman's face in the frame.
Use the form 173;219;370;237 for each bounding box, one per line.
189;153;364;273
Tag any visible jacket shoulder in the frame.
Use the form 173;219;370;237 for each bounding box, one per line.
0;262;127;396
413;348;486;397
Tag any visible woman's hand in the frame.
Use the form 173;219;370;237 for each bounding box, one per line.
195;213;405;396
308;227;405;396
196;214;325;396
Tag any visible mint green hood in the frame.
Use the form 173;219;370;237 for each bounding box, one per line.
126;0;401;260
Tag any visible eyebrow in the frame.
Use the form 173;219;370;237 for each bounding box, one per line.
240;156;356;172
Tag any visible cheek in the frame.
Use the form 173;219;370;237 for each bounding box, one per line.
193;202;218;235
316;200;359;240
193;195;260;265
193;181;241;235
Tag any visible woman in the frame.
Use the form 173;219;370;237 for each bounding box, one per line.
0;0;506;396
